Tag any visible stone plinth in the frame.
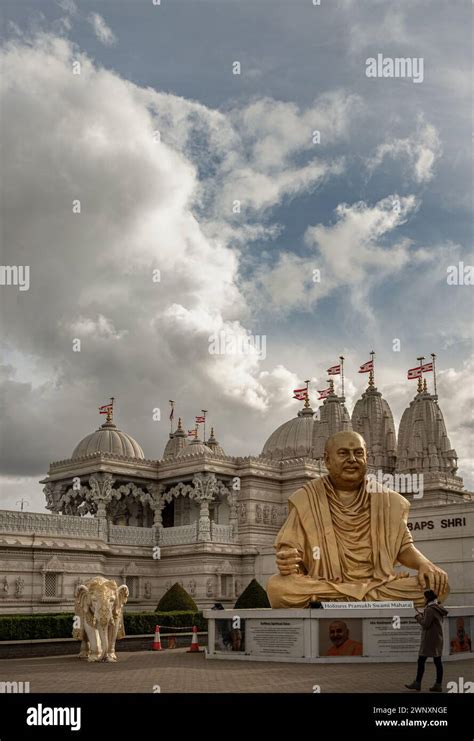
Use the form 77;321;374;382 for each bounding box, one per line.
204;605;474;663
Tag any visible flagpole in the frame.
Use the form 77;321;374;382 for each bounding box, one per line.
304;380;310;408
417;356;424;394
339;356;345;398
169;400;175;433
431;353;437;398
369;350;375;388
202;409;208;442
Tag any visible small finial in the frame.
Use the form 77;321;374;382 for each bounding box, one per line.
423;378;428;392
417;356;424;394
304;379;311;408
368;351;375;388
431;353;438;398
177;417;183;431
107;397;114;423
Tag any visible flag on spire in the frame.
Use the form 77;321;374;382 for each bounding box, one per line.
293;386;308;401
421;362;433;373
327;364;341;375
169;400;175;421
407;366;423;380
358;360;373;373
318;387;332;400
195;415;206;424
187;428;198;438
99;403;113;414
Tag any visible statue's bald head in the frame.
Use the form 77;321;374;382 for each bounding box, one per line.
324;430;367;490
324;431;366;456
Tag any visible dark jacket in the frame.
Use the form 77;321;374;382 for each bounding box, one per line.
415;602;449;657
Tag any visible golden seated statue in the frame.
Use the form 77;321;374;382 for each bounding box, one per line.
267;431;449;609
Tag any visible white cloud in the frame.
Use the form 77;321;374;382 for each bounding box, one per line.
246;194;422;318
57;0;77;14
3;33;353;479
66;315;128;341
0;27;471;501
367;117;442;184
139;88;360;225
87;12;117;46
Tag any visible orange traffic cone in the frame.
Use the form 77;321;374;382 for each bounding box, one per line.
152;625;162;651
187;625;203;653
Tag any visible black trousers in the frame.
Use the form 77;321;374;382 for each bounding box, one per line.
416;655;443;684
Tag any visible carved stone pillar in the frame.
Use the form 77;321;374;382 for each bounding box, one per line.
198;498;212;542
149;484;165;527
228;491;238;541
89;473;114;519
192;473;217;543
43;482;65;514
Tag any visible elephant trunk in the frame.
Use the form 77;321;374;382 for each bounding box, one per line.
97;624;109;659
95;604;113;628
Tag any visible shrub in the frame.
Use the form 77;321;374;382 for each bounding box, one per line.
0;614;74;641
156;583;198;612
0;611;207;641
125;611;206;635
234;579;271;609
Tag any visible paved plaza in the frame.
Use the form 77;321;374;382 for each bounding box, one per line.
0;650;473;694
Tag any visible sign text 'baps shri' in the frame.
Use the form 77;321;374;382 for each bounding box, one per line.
408;517;467;531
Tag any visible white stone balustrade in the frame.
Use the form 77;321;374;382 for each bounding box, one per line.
0;510;101;537
210;522;234;543
0;510;236;546
159;523;198;545
108;524;155;546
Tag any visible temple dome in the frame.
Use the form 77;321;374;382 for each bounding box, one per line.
206;428;226;456
312;388;352;459
72;420;144;459
176;436;212;458
352;384;397;472
261;406;316;460
163;418;189;458
396;386;458;474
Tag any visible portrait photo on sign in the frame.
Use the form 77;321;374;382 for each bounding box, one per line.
215;619;246;652
449;616;473;654
319;618;363;657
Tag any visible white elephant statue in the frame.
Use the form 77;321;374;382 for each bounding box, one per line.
73;576;129;662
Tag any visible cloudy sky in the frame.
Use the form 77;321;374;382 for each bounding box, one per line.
0;0;472;512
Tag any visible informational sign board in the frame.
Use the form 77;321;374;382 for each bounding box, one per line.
246;618;305;657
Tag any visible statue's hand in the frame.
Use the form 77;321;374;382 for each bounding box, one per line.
276;547;303;576
417;560;448;596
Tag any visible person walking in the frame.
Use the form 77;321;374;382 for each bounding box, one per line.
405;589;449;692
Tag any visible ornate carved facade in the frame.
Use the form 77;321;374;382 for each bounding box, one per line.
0;383;473;613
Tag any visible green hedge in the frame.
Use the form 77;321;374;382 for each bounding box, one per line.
0;614;74;641
125;611;206;635
0;611;207;641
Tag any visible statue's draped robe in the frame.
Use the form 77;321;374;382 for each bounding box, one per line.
266;476;449;608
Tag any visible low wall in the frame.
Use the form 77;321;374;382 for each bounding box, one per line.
0;632;208;660
204;605;474;663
